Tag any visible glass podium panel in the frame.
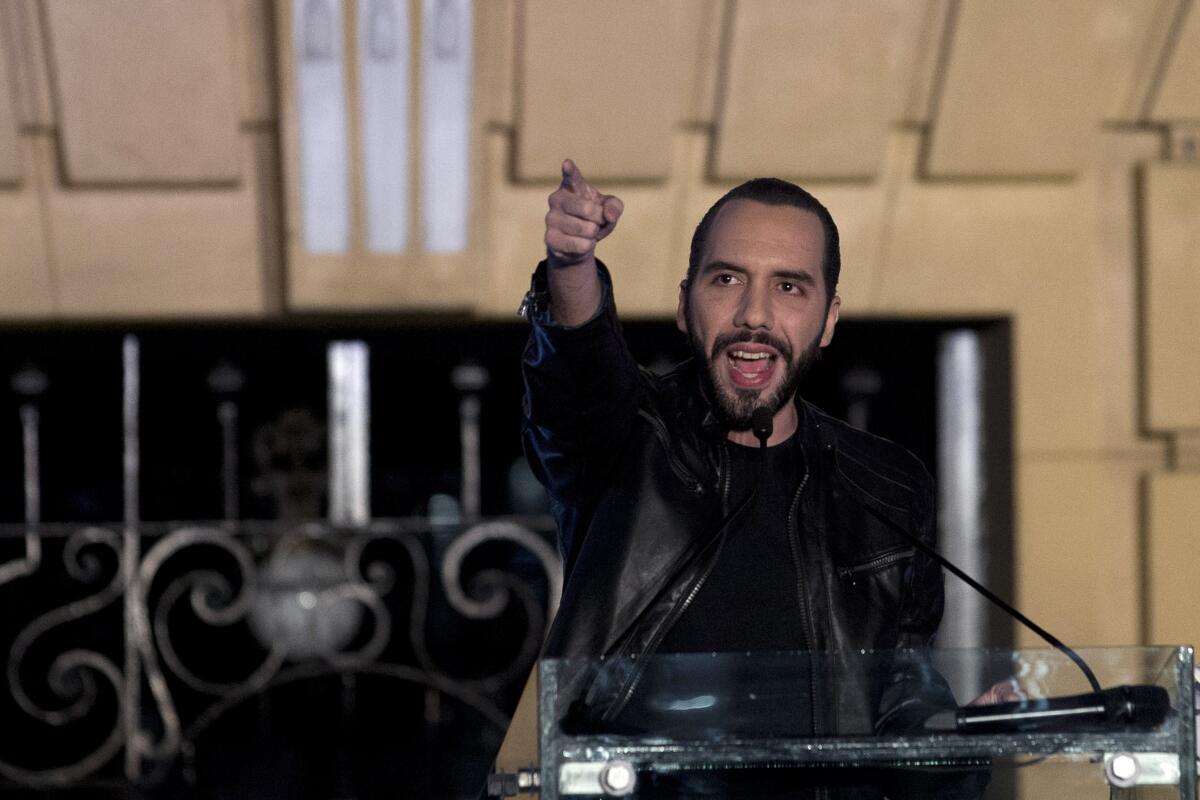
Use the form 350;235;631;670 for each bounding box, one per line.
537;646;1196;799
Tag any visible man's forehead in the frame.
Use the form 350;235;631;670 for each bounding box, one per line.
702;199;825;268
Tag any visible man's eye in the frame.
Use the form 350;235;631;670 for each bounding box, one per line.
780;281;801;294
715;274;738;285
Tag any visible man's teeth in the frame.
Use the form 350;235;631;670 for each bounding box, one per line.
730;350;771;360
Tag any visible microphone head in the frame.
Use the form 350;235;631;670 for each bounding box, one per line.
751;407;773;448
1105;684;1171;727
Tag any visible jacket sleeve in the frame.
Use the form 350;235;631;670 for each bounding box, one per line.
877;468;991;799
520;259;641;566
874;464;952;732
899;464;945;651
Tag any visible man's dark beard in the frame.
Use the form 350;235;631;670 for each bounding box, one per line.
689;325;821;431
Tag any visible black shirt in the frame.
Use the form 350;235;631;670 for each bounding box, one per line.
659;433;807;653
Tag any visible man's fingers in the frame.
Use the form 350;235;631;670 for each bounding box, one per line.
545;229;597;262
594;195;623;241
560;159;598;200
550;192;605;224
602;196;624;224
560;159;584;192
546;209;601;240
546;160;621;261
968;678;1023;707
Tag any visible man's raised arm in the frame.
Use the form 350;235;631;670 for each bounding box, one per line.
544;159;624;326
522;159;638;534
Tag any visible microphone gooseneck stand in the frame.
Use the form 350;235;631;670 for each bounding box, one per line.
771;404;1165;733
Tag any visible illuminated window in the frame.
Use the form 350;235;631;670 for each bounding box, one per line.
420;0;472;253
294;0;350;253
357;0;410;253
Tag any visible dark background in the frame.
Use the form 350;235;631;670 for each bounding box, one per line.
0;315;1010;798
0;315;980;524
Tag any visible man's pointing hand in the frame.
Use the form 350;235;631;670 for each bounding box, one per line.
545;159;624;269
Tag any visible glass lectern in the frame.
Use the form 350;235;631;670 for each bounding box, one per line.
534;646;1196;799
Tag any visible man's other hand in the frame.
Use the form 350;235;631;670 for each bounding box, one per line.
968;677;1025;707
545;159;624;269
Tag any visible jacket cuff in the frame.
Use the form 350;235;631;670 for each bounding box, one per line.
520;259;615;331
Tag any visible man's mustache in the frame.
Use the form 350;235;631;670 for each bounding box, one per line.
709;330;794;364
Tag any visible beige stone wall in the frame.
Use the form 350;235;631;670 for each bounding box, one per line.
483;1;1200;662
0;0;1195;670
0;0;281;317
495;6;1200;784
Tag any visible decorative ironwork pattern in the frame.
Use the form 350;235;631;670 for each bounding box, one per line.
0;517;559;791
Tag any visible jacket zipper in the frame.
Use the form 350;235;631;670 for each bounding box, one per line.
603;442;731;720
720;441;732;512
785;469;817;736
602;539;724;721
785;471;812;651
837;547;915;582
638;409;705;494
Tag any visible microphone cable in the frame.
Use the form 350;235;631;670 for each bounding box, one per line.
889;522;1102;693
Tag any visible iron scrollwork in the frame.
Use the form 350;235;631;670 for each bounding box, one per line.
0;517;561;790
0;526;125;787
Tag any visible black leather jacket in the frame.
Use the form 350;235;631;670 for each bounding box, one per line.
521;261;949;737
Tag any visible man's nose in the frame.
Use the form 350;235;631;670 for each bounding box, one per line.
734;285;772;330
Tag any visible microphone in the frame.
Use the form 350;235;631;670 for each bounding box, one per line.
890;491;1174;734
924;684;1170;733
751;407;773;449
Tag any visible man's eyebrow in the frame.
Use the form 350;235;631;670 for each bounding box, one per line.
773;269;818;286
698;260;747;276
700;260;818;285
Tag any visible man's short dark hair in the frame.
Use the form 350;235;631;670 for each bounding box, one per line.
687;178;841;301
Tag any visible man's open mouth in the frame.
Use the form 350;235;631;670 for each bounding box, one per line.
726;348;777;387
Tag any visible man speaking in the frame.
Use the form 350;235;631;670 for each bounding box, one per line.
519;160;963;794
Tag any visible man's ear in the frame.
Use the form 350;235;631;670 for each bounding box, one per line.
675;280;689;334
820;295;840;348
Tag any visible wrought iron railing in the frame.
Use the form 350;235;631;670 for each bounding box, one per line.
0;517;560;794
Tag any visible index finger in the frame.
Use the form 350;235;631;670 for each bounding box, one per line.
560;159;595;197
